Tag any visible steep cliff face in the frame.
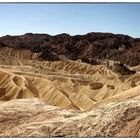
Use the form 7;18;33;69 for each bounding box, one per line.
0;32;140;66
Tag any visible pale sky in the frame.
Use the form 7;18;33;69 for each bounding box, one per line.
0;3;140;37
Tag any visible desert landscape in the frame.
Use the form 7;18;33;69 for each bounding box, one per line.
0;32;140;137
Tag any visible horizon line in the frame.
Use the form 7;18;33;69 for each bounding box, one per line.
0;31;138;38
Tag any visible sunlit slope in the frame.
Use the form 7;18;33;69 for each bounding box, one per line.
1;51;139;111
0;86;140;137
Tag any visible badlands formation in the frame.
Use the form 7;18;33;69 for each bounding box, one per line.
0;32;140;137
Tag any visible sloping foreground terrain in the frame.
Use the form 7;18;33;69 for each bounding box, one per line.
0;91;140;137
0;32;140;137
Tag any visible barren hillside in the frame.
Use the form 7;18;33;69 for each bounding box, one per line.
0;32;140;137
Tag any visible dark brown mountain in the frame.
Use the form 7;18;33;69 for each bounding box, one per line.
0;32;140;66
